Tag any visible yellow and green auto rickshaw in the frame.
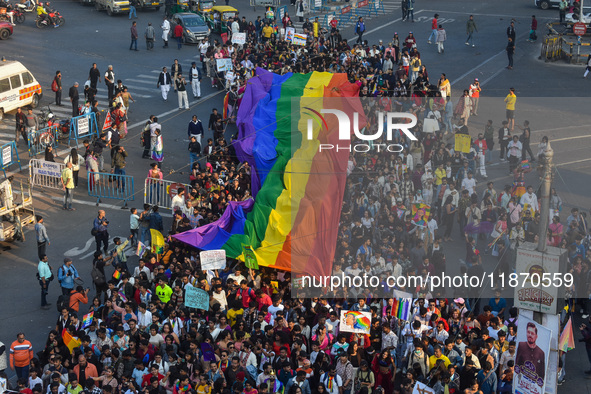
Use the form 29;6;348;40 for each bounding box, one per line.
201;5;238;34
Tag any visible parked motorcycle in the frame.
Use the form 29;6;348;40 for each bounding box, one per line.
39;106;72;141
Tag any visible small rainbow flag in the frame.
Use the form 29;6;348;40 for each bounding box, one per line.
391;298;412;322
113;270;122;280
62;330;81;353
136;241;147;258
559;317;575;352
82;312;94;329
118;291;127;302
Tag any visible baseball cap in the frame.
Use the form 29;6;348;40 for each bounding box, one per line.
474;78;479;81
454;298;465;304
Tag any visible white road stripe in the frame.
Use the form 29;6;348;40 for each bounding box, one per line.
97;85;156;94
125;78;156;85
556;158;591;167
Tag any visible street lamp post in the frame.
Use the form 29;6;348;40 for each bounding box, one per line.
537;141;554;253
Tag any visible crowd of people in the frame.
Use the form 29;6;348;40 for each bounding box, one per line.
1;5;589;394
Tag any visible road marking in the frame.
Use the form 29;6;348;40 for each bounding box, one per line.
48;195;174;216
125;78;158;85
421;9;556;19
531;124;591;134
63;234;135;259
556;158;591;167
451;30;530;86
98;84;156;93
551;135;591;142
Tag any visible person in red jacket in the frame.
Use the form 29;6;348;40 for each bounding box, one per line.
428;13;439;44
173;23;183;50
10;333;34;379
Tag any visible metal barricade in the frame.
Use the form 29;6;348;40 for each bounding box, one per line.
144;177;191;211
69;112;98;147
29;159;65;190
87;171;135;208
28;125;59;158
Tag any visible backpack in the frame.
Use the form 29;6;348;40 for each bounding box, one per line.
56;293;70;313
91;262;106;286
51;79;58;92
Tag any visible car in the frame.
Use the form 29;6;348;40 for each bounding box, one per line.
0;21;13;40
535;0;591;12
171;12;210;44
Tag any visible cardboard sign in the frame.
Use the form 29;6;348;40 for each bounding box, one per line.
232;32;246;45
454;133;471;153
285;27;295;42
292;33;307;46
340;310;372;334
221;32;228;44
185;286;210;310
242;244;259;269
200;249;227;270
216;58;233;72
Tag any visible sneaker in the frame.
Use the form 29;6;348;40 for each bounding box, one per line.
584;314;590;319
581;309;585;314
465;42;469;46
472;44;475;47
585;370;591;374
428;41;432;44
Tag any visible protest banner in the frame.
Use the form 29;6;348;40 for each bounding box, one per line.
285;27;295;42
200;249;227;270
216;58;233;72
232;32;246;44
185;286;210;310
292;33;307;46
339;310;372;334
454;133;471;153
514;315;551;394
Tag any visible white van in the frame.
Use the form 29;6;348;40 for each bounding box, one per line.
0;60;42;120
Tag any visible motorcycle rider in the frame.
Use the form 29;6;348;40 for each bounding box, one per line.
0;0;16;25
36;1;56;27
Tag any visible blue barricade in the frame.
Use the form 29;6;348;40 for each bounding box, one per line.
87;171;135;208
28;125;59;158
69;112;98;147
0;141;21;177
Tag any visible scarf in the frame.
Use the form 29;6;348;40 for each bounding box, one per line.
326;375;334;389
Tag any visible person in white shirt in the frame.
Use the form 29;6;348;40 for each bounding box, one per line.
520;186;538;212
137;304;153;331
431;322;449;344
461;171;476;195
161;16;170;48
402;320;430;357
170;188;186;212
320;367;343;394
211;284;228;312
267;296;285;326
227;268;246;285
507;135;522;173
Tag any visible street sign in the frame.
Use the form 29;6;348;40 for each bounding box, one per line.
341;5;351;14
358;0;369;7
574;21;587;36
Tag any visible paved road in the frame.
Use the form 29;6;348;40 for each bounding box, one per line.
0;0;590;391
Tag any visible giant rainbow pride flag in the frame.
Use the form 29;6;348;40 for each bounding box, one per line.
173;69;363;277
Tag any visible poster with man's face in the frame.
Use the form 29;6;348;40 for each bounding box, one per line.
339;310;372;335
514;315;551;394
